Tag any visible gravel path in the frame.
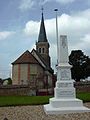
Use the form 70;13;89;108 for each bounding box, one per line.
0;103;90;120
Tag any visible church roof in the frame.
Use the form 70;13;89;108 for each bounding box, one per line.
31;49;54;74
12;50;39;64
38;13;47;42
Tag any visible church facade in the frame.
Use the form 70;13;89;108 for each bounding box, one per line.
12;12;54;95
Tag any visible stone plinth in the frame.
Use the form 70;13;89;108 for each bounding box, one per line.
44;98;90;114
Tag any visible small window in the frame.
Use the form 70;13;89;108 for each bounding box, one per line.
39;48;41;53
42;48;45;53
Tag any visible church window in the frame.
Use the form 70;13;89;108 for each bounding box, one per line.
39;48;41;53
42;48;45;53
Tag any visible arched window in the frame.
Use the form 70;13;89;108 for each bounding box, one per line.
39;48;41;53
42;48;45;53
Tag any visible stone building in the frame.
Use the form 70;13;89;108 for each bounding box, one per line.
12;12;54;95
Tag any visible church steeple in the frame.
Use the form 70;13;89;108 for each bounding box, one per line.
36;8;51;67
38;8;47;42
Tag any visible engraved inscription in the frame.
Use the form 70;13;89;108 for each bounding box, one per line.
61;70;70;79
57;82;72;88
56;90;74;98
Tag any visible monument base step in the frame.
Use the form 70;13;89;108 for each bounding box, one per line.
44;104;90;114
44;98;90;114
50;98;83;108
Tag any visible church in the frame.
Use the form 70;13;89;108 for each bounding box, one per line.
12;11;54;95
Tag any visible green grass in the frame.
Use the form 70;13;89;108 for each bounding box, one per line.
0;96;51;107
76;92;90;102
0;92;90;107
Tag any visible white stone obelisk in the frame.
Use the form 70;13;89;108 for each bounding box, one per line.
44;35;90;114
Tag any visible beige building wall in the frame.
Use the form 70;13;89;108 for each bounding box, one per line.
48;73;53;87
12;64;19;85
29;64;37;86
29;64;44;87
12;64;28;85
37;64;44;76
36;65;45;89
30;64;37;74
12;63;53;89
20;64;28;85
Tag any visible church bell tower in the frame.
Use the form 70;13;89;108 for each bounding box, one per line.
36;9;51;67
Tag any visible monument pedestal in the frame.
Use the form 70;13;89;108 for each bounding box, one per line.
44;66;90;114
44;35;90;114
44;98;90;114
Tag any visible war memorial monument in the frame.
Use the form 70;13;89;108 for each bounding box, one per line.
44;35;90;114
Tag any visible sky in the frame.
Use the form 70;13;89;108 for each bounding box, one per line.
0;0;90;78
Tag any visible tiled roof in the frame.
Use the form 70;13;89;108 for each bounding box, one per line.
12;50;39;64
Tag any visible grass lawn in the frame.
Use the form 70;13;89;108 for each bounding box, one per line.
0;96;51;107
76;92;90;102
0;92;90;107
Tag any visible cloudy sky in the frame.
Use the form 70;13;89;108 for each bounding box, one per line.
0;0;90;78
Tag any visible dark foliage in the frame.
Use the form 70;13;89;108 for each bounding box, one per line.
0;78;3;85
3;77;12;85
69;50;90;81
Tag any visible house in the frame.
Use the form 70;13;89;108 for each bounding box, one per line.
12;11;54;95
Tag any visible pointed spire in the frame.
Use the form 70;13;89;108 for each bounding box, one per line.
38;7;47;42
